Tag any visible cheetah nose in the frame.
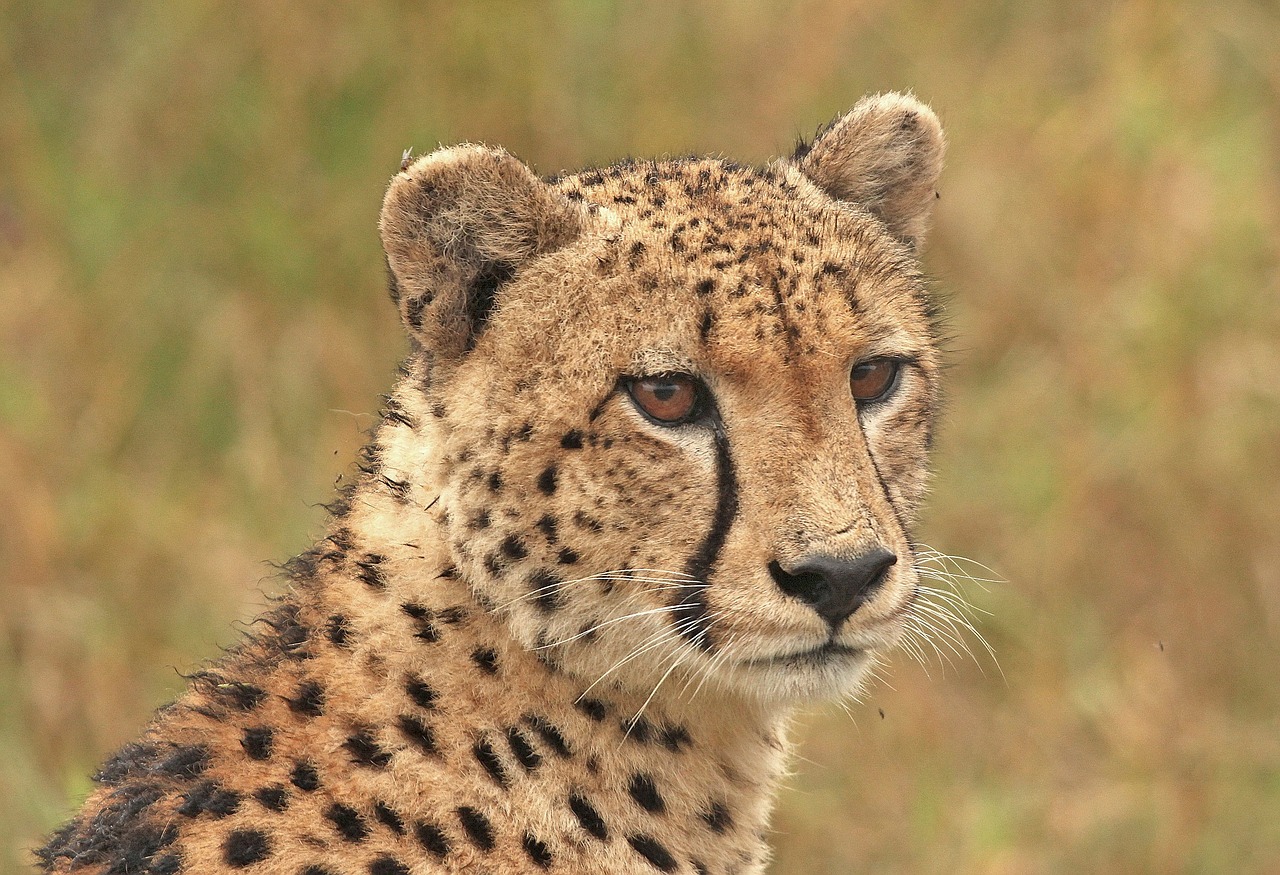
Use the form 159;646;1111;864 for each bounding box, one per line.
769;548;898;629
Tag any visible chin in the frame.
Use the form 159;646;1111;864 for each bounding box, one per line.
716;645;882;703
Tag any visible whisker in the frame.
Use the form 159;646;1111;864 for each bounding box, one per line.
578;617;703;701
536;605;683;649
497;577;702;611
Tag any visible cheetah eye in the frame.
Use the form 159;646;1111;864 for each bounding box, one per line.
627;374;703;425
850;358;902;405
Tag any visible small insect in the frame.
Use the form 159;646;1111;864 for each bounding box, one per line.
400;148;414;172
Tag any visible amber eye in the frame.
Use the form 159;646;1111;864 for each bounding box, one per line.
850;358;902;404
628;374;701;425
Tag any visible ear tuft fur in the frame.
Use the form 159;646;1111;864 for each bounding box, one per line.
380;145;588;357
796;93;945;248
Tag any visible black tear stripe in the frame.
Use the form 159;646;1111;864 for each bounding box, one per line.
862;442;912;548
674;425;739;651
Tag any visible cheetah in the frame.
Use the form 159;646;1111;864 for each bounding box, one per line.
40;92;947;875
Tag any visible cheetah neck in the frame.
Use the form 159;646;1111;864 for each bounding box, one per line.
225;470;796;872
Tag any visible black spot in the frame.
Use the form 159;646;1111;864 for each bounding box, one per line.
302;867;335;875
471;509;491;530
356;554;386;590
528;569;563;613
500;535;528;560
628;834;678;872
525;715;572;758
560;430;583;449
457;806;495;851
415;821;451;858
406;676;438;709
327;614;352;647
473;738;510;788
472;647;500;674
557;547;580;565
369;857;409;875
178;781;241;818
214;681;267;712
536;514;559;543
288;680;325;717
438;605;466;623
699;308;715;342
290;760;319;791
621;715;654;743
692;860;711;875
661;725;693;752
629;773;666;813
344;730;392;768
576;697;608;721
158;744;210;780
506;727;542;770
487;470;503;492
398;715;438;755
374;801;406;835
483;552;505;575
702;800;734;833
694;277;716;296
224;829;271;867
569;793;609;841
241;727;273;761
537;466;558;494
523;833;554;868
254;785;289;811
401;602;430;619
326;802;369;842
412;614;441;643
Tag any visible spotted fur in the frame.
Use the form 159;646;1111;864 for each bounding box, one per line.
41;92;946;875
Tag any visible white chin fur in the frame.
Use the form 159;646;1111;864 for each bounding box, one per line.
714;649;880;703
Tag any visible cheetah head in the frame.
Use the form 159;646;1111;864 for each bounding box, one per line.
379;93;945;702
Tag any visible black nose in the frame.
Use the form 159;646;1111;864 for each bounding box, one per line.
769;548;898;629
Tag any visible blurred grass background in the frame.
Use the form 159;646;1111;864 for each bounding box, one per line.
2;1;1278;872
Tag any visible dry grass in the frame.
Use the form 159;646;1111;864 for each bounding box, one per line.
2;1;1278;871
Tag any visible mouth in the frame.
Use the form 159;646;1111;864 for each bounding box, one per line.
741;640;867;669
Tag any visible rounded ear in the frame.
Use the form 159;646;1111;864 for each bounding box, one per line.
380;145;589;359
795;93;945;249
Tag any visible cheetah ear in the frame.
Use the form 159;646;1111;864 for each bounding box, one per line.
795;92;945;249
380;145;589;358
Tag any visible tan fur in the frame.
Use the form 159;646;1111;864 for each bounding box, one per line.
41;93;946;875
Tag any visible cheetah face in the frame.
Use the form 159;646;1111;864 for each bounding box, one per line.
381;94;945;702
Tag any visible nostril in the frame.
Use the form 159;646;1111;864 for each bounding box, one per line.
769;560;828;604
848;548;897;603
771;548;898;629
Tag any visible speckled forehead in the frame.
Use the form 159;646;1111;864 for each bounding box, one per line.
554;158;933;368
557;158;813;246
